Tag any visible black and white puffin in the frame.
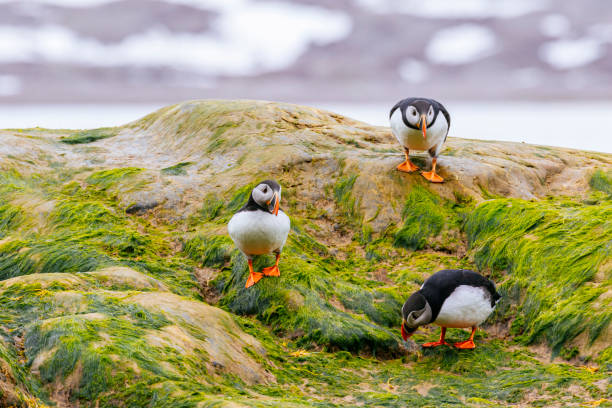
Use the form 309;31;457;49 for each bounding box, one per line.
401;269;500;349
389;97;450;183
227;180;290;288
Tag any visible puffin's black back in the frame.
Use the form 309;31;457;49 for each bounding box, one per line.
420;269;500;321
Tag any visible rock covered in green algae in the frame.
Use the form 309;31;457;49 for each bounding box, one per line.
0;100;610;407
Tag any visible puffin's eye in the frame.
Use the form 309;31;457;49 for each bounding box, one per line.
410;108;417;116
263;187;268;194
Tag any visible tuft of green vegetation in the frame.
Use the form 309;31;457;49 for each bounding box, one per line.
0;202;23;238
199;193;225;221
465;198;612;357
161;162;193;176
184;234;234;268
333;174;361;224
86;167;144;190
60;128;117;144
227;183;256;213
589;169;612;195
394;185;460;250
206;122;238;153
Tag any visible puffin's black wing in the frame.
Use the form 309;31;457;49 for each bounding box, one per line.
431;100;451;143
420;269;500;320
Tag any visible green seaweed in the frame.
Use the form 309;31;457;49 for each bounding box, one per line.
59;128;118;145
465;198;612;356
161;162;193;176
393;185;458;250
590;169;612;195
86;167;144;190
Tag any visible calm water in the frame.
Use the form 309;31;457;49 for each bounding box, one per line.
1;102;611;153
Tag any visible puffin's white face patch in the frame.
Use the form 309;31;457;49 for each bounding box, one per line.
434;285;494;328
252;183;275;208
405;105;420;126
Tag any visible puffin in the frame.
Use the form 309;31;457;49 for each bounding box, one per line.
401;269;500;349
389;97;450;183
227;180;290;288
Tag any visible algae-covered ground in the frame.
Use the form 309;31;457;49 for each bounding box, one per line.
0;100;610;407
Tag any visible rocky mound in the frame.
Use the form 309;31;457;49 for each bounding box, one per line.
0;100;609;407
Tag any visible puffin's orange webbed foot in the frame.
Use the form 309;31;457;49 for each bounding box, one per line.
422;157;444;183
421;340;451;348
397;160;419;173
421;170;444;183
262;265;280;277
454;327;477;349
245;271;264;288
421;327;450;347
454;339;476;349
245;259;264;288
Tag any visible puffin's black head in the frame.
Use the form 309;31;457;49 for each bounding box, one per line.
401;291;432;340
251;179;282;216
403;99;435;140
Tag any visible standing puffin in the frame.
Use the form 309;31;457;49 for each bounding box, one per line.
401;269;500;349
389;97;450;183
228;180;290;288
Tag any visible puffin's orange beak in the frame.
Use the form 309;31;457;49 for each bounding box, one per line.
273;192;279;216
420;114;427;140
401;323;409;341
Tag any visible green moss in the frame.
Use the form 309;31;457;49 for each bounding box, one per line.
161;162;193;176
59;128;117;145
227;183;255;213
206;122;238;153
393;185;447;250
183;235;234;268
214;223;402;355
333;174;361;223
0;202;23;238
589;169;612;195
86;167;144;190
199;193;225;222
465;198;612;355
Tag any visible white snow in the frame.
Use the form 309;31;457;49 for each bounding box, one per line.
539;38;603;70
0;2;352;76
0;0;247;9
353;0;549;18
398;59;428;83
512;68;542;89
589;24;612;42
0;75;22;96
539;14;571;37
426;24;497;65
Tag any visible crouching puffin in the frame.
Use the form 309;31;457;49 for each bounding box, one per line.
401;269;500;349
389;97;450;183
228;180;290;288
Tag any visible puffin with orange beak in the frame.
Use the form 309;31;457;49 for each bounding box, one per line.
228;180;290;288
401;269;500;349
389;97;450;183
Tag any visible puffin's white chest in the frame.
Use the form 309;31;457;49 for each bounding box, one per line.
228;210;290;256
434;285;494;328
389;109;448;152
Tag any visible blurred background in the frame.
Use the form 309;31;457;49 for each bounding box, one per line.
1;0;612;152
